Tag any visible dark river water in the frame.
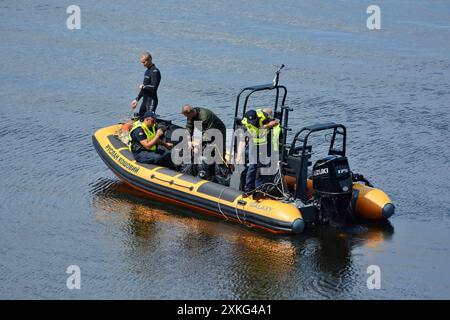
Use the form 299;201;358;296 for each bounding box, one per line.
1;0;450;299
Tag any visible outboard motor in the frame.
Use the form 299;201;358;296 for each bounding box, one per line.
312;155;353;225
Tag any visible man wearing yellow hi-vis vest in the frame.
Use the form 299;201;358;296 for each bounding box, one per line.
241;108;281;193
128;110;173;166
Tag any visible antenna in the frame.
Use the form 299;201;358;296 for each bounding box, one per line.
272;64;285;86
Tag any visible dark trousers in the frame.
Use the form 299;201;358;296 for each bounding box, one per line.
138;97;158;118
244;162;272;192
134;148;172;167
244;148;273;192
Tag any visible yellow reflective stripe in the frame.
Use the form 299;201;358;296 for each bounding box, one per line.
272;124;281;151
242;123;268;145
241;111;268;145
256;109;266;127
241;112;280;149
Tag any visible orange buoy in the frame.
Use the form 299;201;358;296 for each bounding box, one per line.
121;121;133;133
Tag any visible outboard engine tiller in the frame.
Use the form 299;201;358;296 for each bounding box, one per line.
312;155;353;224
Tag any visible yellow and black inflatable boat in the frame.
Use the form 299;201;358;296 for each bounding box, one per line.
93;69;394;234
92;123;394;234
93;124;309;234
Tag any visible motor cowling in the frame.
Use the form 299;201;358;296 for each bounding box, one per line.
312;155;353;224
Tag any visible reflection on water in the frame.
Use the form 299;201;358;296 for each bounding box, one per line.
90;178;394;299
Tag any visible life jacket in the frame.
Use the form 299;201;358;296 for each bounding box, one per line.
241;109;281;151
128;120;157;153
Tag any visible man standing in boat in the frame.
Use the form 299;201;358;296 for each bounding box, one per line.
128;110;173;166
239;109;280;193
130;52;161;118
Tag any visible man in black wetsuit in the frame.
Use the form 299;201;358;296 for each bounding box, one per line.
130;52;161;118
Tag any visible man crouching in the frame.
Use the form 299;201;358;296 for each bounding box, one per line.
128;110;173;166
